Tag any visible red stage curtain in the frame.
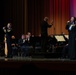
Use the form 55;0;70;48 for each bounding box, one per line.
27;0;70;36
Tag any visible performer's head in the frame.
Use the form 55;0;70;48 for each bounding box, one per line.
70;17;74;22
27;32;31;37
7;23;12;29
11;35;15;39
70;17;76;24
44;17;49;22
21;34;25;39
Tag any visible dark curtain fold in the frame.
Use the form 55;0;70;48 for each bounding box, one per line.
0;0;70;41
1;0;24;38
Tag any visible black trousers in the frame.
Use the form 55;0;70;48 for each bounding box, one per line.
68;33;76;59
7;39;12;57
41;36;48;52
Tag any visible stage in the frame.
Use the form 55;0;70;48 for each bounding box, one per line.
0;56;76;75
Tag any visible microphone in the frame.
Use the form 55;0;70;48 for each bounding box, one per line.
3;27;5;30
3;26;7;30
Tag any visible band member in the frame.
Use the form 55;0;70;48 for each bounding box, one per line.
41;17;53;52
66;17;76;59
18;34;29;56
3;23;13;58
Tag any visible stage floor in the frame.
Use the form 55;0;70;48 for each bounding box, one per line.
0;57;76;70
0;56;76;75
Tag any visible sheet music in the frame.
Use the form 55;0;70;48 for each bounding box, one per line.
64;35;69;39
55;35;65;42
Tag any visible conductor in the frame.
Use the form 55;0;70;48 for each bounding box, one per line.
41;17;53;53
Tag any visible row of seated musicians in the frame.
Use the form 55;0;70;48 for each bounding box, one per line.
0;34;68;57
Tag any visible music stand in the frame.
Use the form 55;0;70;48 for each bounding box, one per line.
55;35;65;42
64;35;69;39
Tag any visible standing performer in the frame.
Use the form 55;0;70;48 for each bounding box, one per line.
66;17;76;60
3;23;13;58
41;17;53;53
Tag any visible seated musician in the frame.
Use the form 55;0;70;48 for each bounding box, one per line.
18;34;29;57
11;35;18;56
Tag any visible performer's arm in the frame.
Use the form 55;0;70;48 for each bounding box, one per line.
65;21;70;30
47;20;53;28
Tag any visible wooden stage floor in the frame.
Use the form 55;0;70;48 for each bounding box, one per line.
0;57;76;75
0;56;76;75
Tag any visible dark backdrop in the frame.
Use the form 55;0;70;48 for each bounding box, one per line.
0;0;24;42
27;0;70;36
0;0;70;42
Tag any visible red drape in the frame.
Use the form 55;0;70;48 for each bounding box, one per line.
27;0;70;36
